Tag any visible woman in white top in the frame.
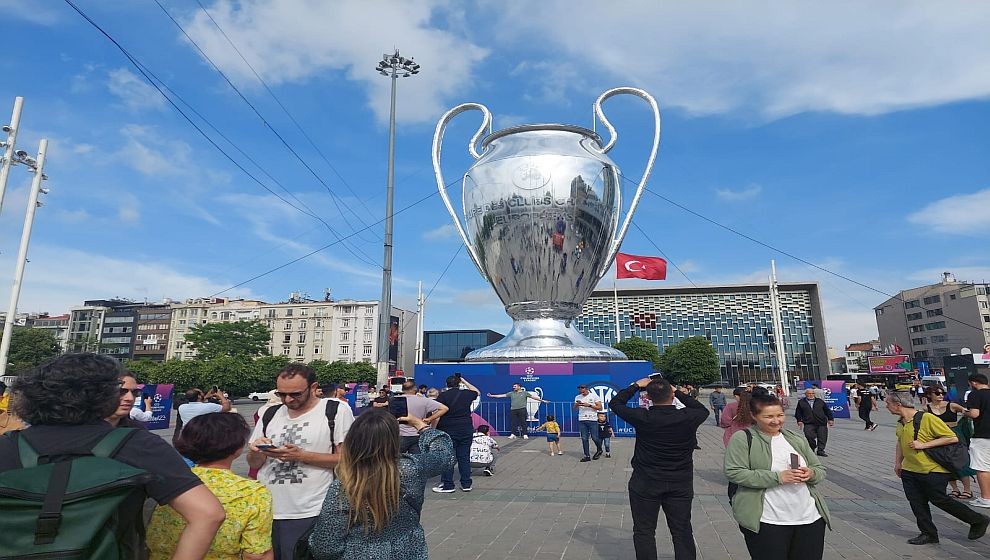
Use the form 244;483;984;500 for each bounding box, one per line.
724;393;831;559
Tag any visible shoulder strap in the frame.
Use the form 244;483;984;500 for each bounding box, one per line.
324;399;339;454
912;411;925;440
16;431;39;468
261;404;283;437
744;428;753;450
91;428;137;458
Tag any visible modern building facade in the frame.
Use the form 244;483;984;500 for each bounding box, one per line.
133;304;172;361
423;330;505;362
574;283;829;386
28;314;69;349
166;294;417;374
874;272;990;369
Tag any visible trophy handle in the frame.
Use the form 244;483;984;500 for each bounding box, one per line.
593;87;662;276
432;102;493;280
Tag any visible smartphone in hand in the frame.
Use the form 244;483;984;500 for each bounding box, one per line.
256;444;279;451
789;453;800;469
389;396;409;420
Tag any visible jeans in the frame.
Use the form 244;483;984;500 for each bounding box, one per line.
509;408;528;437
901;470;987;537
802;424;828;453
440;431;473;489
740;518;825;560
712;405;725;425
578;420;602;457
628;475;696;560
602;437;611;453
272;517;317;560
859;407;874;428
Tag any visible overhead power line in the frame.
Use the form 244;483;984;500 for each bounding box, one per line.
630;221;698;287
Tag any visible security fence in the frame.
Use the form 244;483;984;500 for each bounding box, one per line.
475;399;642;438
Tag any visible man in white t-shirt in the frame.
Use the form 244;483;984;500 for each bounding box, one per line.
574;384;604;462
248;364;354;560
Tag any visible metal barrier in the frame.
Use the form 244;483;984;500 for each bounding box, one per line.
475;400;641;438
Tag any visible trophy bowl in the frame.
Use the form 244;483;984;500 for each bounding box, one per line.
433;87;661;361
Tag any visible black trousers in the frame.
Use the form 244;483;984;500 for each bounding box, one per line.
802;424;828;452
859;407;873;428
400;435;421;454
901;470;986;537
509;408;528;436
628;474;695;560
740;518;825;560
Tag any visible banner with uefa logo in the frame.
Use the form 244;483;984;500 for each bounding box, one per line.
800;379;850;419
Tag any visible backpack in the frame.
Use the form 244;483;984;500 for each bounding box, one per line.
727;429;753;504
911;411;968;473
262;399;340;453
0;428;156;560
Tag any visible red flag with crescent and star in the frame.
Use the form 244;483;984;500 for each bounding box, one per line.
615;252;667;280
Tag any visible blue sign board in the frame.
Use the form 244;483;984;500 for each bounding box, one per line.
916;360;931;377
799;380;850;419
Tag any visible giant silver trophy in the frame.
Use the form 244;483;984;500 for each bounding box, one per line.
433;87;661;361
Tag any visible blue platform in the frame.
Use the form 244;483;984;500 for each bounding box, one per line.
413;360;654;437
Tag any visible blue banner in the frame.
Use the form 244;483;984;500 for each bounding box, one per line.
141;383;174;430
800;380;850;419
413;361;654;436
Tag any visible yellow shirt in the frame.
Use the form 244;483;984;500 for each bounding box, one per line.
147;467;273;560
539;421;561;434
896;413;956;475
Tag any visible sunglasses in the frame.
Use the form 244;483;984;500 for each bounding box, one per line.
119;388;142;397
274;390;308;399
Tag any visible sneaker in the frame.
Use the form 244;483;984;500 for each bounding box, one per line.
432;485;456;494
816;451;828;457
523;434;529;439
557;451;564;455
483;468;493;476
970;497;990;508
907;534;939;545
969;516;990;540
605;452;611;458
580;456;591;462
461;485;472;492
869;423;878;431
592;450;603;460
507;434;516;440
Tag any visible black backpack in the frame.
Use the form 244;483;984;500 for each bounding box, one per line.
261;399;340;453
911;411;968;472
727;429;753;504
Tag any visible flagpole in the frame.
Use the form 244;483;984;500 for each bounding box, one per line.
613;277;621;344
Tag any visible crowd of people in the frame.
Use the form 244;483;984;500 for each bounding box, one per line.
2;353;990;559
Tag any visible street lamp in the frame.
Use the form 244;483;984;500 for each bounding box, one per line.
375;50;419;385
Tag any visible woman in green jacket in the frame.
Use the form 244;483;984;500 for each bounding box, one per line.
724;393;831;560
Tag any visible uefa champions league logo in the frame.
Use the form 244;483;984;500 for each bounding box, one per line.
525;367;535;375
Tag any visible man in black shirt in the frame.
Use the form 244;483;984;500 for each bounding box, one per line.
610;377;710;560
433;374;480;493
0;353;224;559
963;373;990;508
795;388;835;457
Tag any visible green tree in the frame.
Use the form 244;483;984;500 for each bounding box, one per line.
7;327;61;373
613;336;662;370
184;320;271;360
662;336;720;385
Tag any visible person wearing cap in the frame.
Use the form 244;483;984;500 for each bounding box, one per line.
574;384;604;462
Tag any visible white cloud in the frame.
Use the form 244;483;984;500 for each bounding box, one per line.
906;189;990;235
489;1;990;119
106;69;165;111
117;194;141;224
53;208;93;224
181;0;488;124
716;184;762;202
422;224;457;241
907;267;990;285
0;0;61;25
117;124;191;176
0;245;253;315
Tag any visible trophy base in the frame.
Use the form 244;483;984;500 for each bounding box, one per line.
465;318;627;362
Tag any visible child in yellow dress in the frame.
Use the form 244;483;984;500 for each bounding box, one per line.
534;415;563;456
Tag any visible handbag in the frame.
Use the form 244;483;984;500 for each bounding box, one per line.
912;412;969;472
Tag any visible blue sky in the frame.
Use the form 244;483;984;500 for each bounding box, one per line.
0;1;988;352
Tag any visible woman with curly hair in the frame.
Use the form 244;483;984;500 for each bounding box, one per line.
0;353;225;559
307;408;454;559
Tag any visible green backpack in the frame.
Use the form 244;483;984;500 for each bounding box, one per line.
0;428;157;559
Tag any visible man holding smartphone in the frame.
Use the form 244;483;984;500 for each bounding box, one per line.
399;380;448;453
433;374;480;493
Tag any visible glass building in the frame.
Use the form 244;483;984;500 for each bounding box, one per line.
424;330;505;362
574;283;828;386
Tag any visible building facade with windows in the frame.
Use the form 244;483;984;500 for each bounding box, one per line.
574;283;829;386
423;330;505;362
133;304;172;361
874;272;990;369
28;314;70;349
166;294;417;374
844;340;883;373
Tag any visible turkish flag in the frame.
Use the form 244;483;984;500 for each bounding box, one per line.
616;252;667;280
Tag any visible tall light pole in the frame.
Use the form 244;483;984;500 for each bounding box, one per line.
0;139;49;378
0;97;25;215
375;50;419;385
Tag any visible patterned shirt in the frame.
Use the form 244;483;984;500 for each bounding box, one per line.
308;429;454;560
147;467;273;560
